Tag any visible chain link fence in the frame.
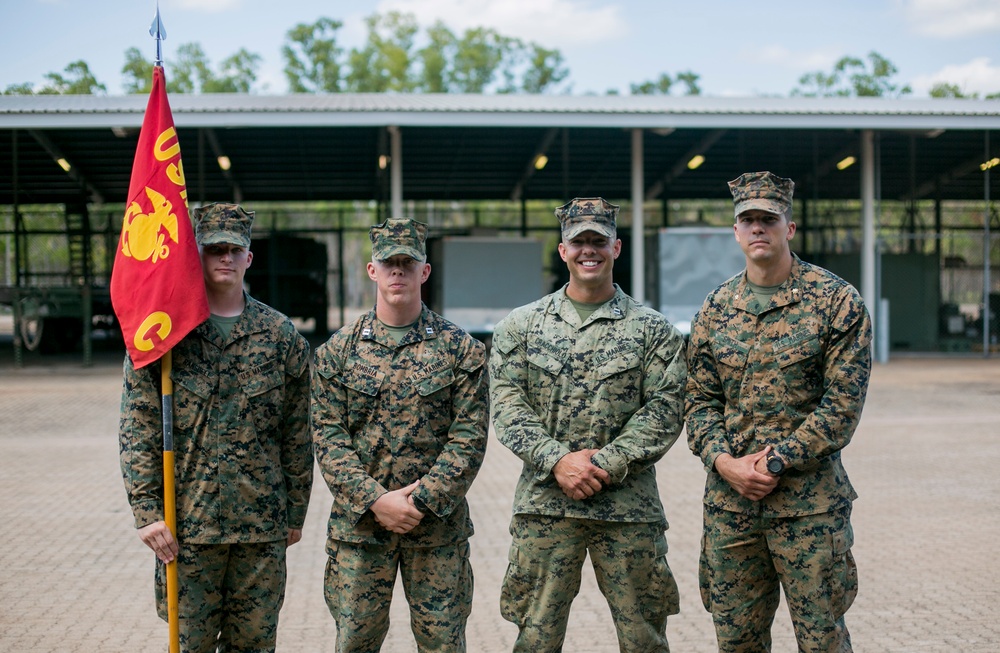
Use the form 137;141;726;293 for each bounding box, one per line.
2;198;998;355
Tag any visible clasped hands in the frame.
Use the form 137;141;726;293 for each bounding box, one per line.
371;479;426;534
553;449;611;501
714;446;780;501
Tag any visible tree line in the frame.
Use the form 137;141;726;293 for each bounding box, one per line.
3;13;997;99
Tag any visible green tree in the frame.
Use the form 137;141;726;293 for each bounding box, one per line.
792;51;911;97
122;44;260;94
204;49;261;92
631;73;672;95
122;47;155;94
170;43;215;93
38;60;107;95
414;23;567;93
283;17;343;93
346;11;419;92
518;43;569;94
930;82;1000;99
449;26;509;92
278;11;570;94
3;83;36;95
417;22;456;92
630;71;700;96
675;71;702;95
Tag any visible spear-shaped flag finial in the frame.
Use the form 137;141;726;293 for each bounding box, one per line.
150;3;167;66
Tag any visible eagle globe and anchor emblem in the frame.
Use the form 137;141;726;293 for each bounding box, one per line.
119;186;184;351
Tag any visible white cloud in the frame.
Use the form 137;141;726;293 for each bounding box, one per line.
897;0;1000;38
911;57;1000;95
373;0;627;46
742;45;841;75
167;0;243;13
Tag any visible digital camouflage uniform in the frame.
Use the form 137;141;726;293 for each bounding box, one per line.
311;218;488;652
489;198;687;653
120;203;313;653
686;173;872;653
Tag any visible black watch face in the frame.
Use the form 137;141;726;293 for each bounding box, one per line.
767;457;783;474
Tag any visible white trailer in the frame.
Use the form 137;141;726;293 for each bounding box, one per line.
427;236;544;338
656;226;746;335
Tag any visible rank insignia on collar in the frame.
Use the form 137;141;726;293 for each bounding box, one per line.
362;328;372;337
425;326;434;335
613;307;622;316
792;288;801;301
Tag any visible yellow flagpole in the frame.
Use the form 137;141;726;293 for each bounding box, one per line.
161;350;180;653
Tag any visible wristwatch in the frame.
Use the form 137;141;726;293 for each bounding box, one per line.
765;452;785;476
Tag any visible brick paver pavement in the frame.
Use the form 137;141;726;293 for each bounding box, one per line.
1;355;998;652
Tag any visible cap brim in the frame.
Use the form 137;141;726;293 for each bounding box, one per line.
375;245;424;261
198;231;250;247
734;199;789;218
562;223;616;240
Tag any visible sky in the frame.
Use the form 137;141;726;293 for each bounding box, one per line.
2;0;1000;97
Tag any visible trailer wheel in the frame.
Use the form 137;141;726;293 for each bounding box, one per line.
19;314;44;351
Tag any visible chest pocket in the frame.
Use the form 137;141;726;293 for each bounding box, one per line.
339;366;386;429
773;333;824;405
242;369;283;398
241;367;285;438
415;368;455;397
414;367;456;434
341;368;385;397
526;348;565;410
593;349;641;381
593;348;642;410
711;334;749;370
174;372;214;400
526;349;564;376
775;334;821;368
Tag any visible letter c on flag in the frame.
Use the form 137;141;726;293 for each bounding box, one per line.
135;311;173;352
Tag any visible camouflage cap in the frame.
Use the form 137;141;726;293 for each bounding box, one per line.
555;197;619;240
193;202;253;248
728;171;794;220
369;218;427;261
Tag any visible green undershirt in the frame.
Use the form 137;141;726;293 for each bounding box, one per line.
568;297;610;323
748;280;782;312
379;319;416;344
209;313;240;339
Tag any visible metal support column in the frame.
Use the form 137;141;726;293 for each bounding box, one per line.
631;128;645;304
984;130;992;357
389;126;402;219
860;130;879;358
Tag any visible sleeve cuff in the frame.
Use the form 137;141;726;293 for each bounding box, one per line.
534;440;573;482
132;501;163;529
286;506;308;530
591;448;629;484
704;446;730;473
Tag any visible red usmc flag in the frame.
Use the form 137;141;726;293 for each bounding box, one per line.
111;66;208;369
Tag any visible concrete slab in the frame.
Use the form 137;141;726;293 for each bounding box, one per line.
0;357;997;652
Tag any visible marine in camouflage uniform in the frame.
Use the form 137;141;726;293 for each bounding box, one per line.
311;218;488;652
489;198;686;653
685;172;872;653
120;203;313;652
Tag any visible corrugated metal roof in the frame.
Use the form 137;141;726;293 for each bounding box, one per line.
2;94;997;206
2;94;999;130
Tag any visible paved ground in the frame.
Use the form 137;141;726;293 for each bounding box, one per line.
1;353;998;652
